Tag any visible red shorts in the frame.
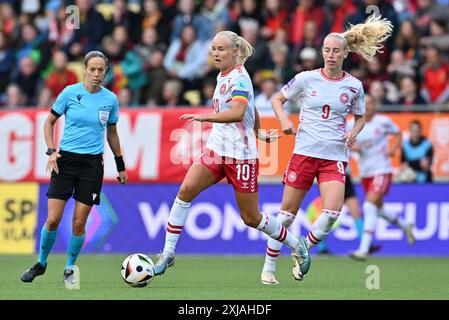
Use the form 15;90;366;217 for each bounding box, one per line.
283;154;347;190
200;149;258;193
361;173;392;195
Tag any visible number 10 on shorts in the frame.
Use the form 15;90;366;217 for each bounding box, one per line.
236;164;250;181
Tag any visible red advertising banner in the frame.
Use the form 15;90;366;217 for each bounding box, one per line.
1;109;448;182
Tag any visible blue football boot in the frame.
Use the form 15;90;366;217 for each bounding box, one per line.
291;236;311;281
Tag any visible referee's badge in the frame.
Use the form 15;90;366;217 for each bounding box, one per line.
99;110;109;126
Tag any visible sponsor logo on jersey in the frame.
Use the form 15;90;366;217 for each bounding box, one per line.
311;90;317;96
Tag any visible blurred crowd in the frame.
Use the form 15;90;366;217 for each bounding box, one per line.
0;0;449;112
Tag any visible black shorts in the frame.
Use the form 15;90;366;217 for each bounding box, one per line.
46;150;104;206
344;174;356;200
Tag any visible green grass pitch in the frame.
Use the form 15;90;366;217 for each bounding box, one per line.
1;254;448;300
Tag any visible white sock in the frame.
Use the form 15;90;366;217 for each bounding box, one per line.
257;212;298;250
379;207;407;230
162;197;191;255
263;211;296;272
358;201;378;254
305;209;340;249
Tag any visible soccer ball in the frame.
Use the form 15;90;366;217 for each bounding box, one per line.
398;167;416;182
121;253;155;287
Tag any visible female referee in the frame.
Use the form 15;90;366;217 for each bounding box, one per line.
21;51;128;284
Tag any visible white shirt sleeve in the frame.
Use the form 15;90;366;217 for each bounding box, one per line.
383;116;400;134
350;83;365;116
281;73;306;100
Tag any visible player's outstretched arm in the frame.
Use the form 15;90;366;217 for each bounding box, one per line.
180;100;247;123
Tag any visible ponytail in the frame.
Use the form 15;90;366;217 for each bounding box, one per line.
341;15;393;61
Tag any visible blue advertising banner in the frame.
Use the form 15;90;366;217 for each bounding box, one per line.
37;183;449;256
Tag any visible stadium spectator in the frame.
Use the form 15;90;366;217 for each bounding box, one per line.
47;3;76;50
45;50;78;99
420;19;449;59
102;35;128;93
158;78;190;107
268;42;295;85
401;120;434;182
0;3;20;39
414;0;437;36
231;0;265;36
0;31;14;94
107;0;142;44
200;78;215;107
111;25;132;51
255;76;277;116
420;45;449;103
239;18;270;78
163;24;209;91
260;0;288;40
118;86;133;107
13;56;41;105
291;20;322;72
1;83;27;109
369;80;394;105
394;19;421;62
288;0;324;47
386;49;417;84
397;76;427;106
102;35;147;97
322;0;357;35
140;49;168;106
141;0;173;45
15;22;52;74
362;56;389;92
135;26;167;72
36;87;53;109
200;0;232;34
20;51;128;284
67;0;107;58
170;0;212;42
298;47;319;72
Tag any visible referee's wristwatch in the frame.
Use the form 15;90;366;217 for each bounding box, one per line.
46;148;57;156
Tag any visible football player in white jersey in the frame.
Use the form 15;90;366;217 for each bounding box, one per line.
349;94;415;261
153;31;309;278
261;15;394;285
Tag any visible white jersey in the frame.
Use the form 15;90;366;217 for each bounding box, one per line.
350;114;400;177
281;68;365;162
206;65;258;160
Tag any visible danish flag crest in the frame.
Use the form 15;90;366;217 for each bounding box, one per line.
340;93;349;104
